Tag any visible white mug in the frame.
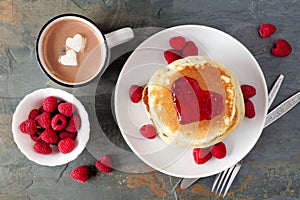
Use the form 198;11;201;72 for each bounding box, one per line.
36;14;134;87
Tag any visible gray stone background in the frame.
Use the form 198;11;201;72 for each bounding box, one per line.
0;0;299;199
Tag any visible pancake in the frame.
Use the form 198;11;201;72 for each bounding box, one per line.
142;56;245;148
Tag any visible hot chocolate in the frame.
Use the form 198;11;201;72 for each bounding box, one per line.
40;17;104;85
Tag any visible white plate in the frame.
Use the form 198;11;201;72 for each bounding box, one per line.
114;25;268;178
12;88;90;166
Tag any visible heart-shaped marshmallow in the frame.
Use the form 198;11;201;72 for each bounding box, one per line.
66;34;87;53
58;49;77;66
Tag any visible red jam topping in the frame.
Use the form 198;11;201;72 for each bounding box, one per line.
171;76;224;124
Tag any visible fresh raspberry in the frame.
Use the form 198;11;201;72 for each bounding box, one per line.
33;141;52;154
30;132;41;142
193;148;212;164
58;138;75;154
245;99;256;118
35;112;52;128
258;24;276;38
241;84;256;100
182;41;198;57
40;129;58;144
95;155;113;173
19;119;37;135
43;96;58;112
169;36;186;50
272;39;292;57
164;49;182;64
65;115;81;133
210;142;227;159
58;102;75;117
139;124;157;139
28;109;39;119
70;166;90;183
59;131;77;140
129;85;144;103
51;114;67;131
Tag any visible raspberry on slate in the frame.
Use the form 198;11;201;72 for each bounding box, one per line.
19;119;37;135
164;49;182;64
40;128;58;144
95;155;113;173
51;114;67;131
35;112;52;128
129;85;144;103
258;24;276;38
241;84;256;100
169;36;186;50
33;141;52;154
58;138;75;154
245;99;256;118
43;96;58;112
210;142;227;159
193;148;212;164
182;41;198;57
70;166;90;183
139;124;157;139
58;102;75;117
272;39;292;57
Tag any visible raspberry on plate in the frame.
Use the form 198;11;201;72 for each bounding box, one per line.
139;124;157;139
182;41;198;57
210;142;227;159
51;114;67;131
129;85;144;103
40;128;58;144
193;148;212;164
58;138;75;154
245;99;256;118
43;96;58;112
164;49;182;64
58;102;75;117
28;109;39;119
95;155;113;173
169;36;186;50
59;131;77;140
241;84;256;100
65;115;81;133
35;112;52;128
70;166;90;183
19;119;37;135
33;141;52;154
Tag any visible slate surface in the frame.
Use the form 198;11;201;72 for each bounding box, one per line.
0;0;299;199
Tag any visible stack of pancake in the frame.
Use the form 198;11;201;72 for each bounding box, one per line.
142;56;245;148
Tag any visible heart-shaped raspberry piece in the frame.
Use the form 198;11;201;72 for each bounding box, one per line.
171;76;224;124
271;39;292;57
258;24;276;38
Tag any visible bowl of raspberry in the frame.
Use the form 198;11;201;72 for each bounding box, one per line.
12;88;90;166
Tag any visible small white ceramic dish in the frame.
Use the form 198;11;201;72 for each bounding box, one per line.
12;88;90;166
114;25;268;178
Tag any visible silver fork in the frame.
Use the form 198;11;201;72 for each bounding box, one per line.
211;161;242;197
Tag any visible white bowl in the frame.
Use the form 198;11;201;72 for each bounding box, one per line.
12;88;90;166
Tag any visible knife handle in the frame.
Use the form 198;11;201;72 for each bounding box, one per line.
264;91;300;128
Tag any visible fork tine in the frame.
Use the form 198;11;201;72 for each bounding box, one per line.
211;171;222;192
212;166;231;193
218;165;236;196
222;162;242;197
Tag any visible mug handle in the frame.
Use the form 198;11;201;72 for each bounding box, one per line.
104;27;134;49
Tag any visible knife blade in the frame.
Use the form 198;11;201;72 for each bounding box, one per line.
267;74;284;110
180;90;300;189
